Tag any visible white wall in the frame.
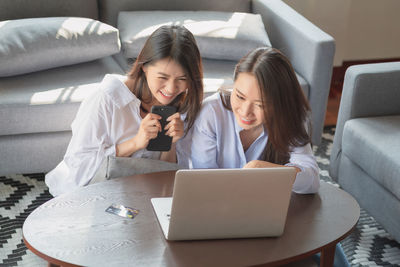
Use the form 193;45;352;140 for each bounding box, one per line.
283;0;400;66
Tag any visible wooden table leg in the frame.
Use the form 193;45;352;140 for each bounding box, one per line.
48;262;60;267
320;244;336;267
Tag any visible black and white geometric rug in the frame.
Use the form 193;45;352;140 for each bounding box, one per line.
1;126;400;266
0;173;51;266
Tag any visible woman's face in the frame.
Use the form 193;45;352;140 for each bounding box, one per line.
143;58;188;105
230;72;265;130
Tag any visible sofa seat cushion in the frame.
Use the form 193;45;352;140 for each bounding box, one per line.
202;59;309;99
0;17;120;77
0;57;124;136
118;11;271;61
342;116;400;199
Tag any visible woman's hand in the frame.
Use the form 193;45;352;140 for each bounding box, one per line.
164;112;184;143
117;113;162;156
134;113;163;150
243;160;281;169
116;112;183;157
243;160;301;173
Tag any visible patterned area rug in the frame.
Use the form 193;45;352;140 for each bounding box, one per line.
1;126;399;266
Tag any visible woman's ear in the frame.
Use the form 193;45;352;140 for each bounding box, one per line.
142;65;148;74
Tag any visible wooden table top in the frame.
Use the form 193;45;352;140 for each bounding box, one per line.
23;171;359;267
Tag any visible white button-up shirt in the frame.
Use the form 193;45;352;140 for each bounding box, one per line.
190;93;320;194
45;74;190;196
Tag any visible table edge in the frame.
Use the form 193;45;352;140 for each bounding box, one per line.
23;233;81;267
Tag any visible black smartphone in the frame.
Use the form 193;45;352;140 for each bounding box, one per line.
146;105;177;151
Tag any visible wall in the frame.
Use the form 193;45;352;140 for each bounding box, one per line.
283;0;400;66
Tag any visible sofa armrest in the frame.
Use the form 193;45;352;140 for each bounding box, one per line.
252;0;335;145
330;62;400;179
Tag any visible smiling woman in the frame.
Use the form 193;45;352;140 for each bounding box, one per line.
190;47;319;194
142;58;188;107
230;73;264;129
189;45;351;267
45;25;203;196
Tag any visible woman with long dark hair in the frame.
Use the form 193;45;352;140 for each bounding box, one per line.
191;47;319;194
46;25;203;196
191;47;350;267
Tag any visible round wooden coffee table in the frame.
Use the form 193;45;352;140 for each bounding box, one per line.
23;171;359;267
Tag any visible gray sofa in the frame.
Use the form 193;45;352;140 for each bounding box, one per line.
330;62;400;242
0;0;335;176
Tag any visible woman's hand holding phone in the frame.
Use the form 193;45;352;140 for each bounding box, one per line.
115;113;162;157
165;112;184;143
134;113;162;150
146;106;178;151
117;107;183;156
137;112;183;150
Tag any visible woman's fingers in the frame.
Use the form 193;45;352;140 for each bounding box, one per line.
143;113;162;132
165;116;184;143
165;118;183;136
166;112;180;122
142;112;184;142
146;112;162;120
165;113;182;129
138;113;162;142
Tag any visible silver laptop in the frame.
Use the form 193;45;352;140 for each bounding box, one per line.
151;167;296;241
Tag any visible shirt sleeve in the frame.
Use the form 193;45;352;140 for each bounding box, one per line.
285;143;320;194
190;105;219;169
176;120;193;169
46;91;116;196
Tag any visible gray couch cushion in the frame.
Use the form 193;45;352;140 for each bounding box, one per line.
0;131;72;175
92;157;181;183
0;17;121;77
99;0;251;27
0;57;124;136
338;153;400;243
118;11;270;61
342;116;400;199
0;0;99;21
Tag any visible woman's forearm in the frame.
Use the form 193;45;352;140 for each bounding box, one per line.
243;160;301;173
160;143;177;163
116;136;141;157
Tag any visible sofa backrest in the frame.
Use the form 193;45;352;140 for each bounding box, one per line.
99;0;251;27
0;0;99;21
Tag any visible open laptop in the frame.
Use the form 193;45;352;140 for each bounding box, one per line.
151;167;296;241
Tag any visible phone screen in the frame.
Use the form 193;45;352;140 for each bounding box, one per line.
146;105;177;151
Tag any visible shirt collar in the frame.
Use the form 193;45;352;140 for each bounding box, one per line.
102;74;139;108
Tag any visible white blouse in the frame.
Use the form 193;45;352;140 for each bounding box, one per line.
45;74;190;196
190;93;320;194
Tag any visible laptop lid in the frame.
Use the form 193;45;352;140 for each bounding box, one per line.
152;167;296;241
